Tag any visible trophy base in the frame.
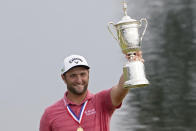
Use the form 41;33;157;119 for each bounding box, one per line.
123;79;149;88
123;61;149;88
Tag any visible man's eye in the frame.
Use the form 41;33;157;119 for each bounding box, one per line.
81;73;86;76
70;74;76;78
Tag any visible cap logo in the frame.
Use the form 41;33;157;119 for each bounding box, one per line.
69;57;83;64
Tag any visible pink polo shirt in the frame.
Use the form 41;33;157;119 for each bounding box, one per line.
40;88;121;131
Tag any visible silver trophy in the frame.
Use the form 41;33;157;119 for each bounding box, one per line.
107;1;149;88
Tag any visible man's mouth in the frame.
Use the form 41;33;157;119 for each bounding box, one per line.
74;84;84;88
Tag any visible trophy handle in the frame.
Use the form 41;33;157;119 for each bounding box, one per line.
107;22;118;41
140;18;148;42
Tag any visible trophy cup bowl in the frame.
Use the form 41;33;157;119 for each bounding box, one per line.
107;2;149;88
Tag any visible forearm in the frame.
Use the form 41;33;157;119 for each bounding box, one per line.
110;74;130;107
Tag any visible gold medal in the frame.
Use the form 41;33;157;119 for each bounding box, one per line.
77;127;83;131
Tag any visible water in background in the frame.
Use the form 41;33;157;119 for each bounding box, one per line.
112;0;196;131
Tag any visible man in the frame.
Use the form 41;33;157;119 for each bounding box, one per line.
40;52;143;131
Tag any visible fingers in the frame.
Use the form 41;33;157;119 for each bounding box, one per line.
125;54;130;59
125;51;144;63
136;50;142;57
133;55;144;63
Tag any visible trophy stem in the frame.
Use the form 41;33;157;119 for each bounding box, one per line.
127;52;136;61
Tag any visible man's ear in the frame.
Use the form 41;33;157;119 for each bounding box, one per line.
61;74;67;83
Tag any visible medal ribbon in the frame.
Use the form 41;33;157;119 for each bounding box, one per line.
64;99;88;124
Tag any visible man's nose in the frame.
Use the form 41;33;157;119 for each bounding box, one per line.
75;75;82;83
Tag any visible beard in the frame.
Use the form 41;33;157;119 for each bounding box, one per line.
67;84;88;95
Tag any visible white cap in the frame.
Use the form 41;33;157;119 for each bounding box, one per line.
61;55;90;74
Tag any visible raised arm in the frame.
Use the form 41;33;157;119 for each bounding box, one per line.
110;74;129;107
110;51;144;107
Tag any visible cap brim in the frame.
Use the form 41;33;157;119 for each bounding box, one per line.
63;65;90;75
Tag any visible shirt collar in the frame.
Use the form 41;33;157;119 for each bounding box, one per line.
64;90;93;106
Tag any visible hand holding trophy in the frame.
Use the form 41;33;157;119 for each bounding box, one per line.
108;1;149;88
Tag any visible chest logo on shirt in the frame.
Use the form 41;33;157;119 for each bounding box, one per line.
85;108;96;116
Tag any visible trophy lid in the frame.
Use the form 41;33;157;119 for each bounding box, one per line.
116;1;139;25
117;16;137;24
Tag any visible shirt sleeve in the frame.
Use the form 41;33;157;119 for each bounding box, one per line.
96;88;121;115
39;109;51;131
